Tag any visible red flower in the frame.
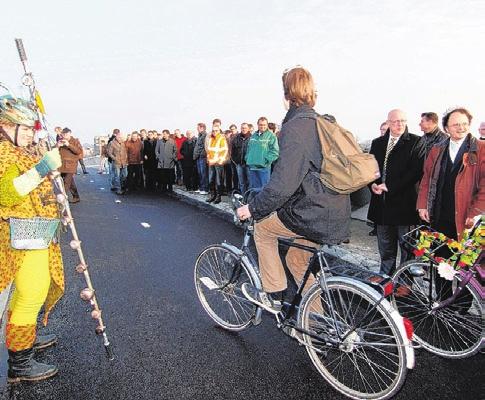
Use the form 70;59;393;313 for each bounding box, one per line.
414;248;426;257
457;261;467;268
434;257;445;263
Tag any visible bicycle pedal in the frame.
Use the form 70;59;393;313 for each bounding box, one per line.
199;277;219;290
282;325;300;340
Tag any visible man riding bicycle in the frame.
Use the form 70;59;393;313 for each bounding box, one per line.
237;66;351;313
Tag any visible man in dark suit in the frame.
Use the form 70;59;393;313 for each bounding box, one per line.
367;109;425;275
418;112;448;158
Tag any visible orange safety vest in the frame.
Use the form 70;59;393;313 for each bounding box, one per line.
206;133;228;166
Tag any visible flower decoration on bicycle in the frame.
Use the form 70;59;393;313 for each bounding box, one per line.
391;216;484;359
403;216;484;280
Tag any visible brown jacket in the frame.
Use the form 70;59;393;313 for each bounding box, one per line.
59;137;83;174
125;139;143;164
417;135;485;239
107;138;128;167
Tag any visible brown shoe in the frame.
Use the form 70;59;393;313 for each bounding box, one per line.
69;197;80;204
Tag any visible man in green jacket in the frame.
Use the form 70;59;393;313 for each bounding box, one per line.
245;116;279;189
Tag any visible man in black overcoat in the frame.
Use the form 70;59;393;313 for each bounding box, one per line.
367;109;425;275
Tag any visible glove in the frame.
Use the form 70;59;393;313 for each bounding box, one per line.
35;148;62;177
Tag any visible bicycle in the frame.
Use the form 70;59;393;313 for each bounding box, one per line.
194;192;415;400
390;220;484;359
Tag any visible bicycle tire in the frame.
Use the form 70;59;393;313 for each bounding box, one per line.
194;244;258;331
391;260;484;359
298;279;407;400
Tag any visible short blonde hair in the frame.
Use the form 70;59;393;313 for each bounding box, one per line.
282;66;316;108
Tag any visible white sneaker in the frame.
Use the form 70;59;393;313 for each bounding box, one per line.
199;191;208;195
194;190;201;193
241;283;282;314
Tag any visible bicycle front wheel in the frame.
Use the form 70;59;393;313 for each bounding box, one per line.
299;280;407;400
391;260;484;358
194;245;258;331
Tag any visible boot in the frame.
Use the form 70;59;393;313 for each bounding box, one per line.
206;192;217;203
213;186;223;204
7;348;58;383
33;334;57;351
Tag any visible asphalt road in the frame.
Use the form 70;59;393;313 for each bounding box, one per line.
0;171;483;400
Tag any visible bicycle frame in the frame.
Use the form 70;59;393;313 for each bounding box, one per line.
227;223;395;348
420;258;483;312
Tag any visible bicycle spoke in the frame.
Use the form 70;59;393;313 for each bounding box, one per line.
392;261;483;357
301;282;406;398
195;246;257;331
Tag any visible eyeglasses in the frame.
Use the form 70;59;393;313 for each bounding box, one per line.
448;122;469;129
389;119;407;125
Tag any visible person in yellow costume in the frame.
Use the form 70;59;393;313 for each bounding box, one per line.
0;94;64;383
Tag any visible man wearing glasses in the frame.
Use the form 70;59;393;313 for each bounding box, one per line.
367;109;424;275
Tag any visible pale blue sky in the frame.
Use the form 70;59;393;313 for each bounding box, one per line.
2;0;484;143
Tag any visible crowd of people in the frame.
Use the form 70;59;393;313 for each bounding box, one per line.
1;64;484;384
90;97;485;309
70;94;485;287
366;110;484;278
98;118;280;204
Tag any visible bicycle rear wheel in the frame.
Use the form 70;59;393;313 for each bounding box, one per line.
391;260;483;358
299;280;407;400
194;245;258;331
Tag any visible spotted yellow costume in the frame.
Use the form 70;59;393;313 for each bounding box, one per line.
0;139;64;350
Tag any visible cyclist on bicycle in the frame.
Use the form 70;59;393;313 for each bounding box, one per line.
237;66;351;313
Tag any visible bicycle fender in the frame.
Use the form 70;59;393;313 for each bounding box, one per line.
322;276;415;370
220;242;263;326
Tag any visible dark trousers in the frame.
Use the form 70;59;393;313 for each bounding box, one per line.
78;159;87;174
376;224;413;275
175;160;183;183
127;164;143;190
196;158;209;192
224;163;235;193
182;164;198;191
61;173;80;199
231;162;239;193
248;167;271;190
145;166;157;191
208;165;224;194
158;168;175;192
235;164;250;194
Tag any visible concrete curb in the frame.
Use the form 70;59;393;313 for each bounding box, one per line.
170;187;379;271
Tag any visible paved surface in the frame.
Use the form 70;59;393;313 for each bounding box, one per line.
0;169;483;400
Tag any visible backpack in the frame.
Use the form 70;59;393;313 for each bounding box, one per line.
315;115;380;194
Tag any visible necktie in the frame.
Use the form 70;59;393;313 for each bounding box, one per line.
382;137;396;182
